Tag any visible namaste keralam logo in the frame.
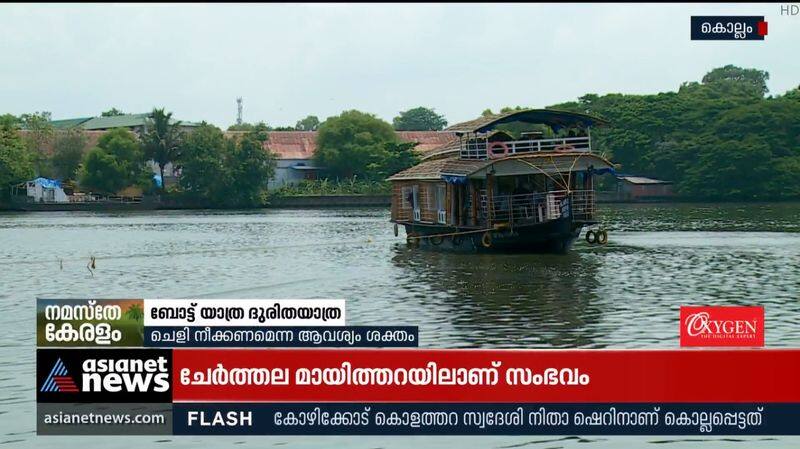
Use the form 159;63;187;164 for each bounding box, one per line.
40;358;79;393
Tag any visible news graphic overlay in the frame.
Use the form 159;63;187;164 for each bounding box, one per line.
36;349;173;435
37;299;146;347
35;299;800;436
690;16;768;40
680;306;764;347
171;348;800;435
37;298;418;348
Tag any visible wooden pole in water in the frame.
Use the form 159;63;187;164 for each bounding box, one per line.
471;182;478;226
486;172;494;227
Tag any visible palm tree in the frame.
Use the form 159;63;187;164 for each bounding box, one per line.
125;303;144;322
142;108;184;193
125;303;145;341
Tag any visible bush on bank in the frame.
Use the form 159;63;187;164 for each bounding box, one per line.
270;178;391;197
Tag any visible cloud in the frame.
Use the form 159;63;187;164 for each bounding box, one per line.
0;3;795;127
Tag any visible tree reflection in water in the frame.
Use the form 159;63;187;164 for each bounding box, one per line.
390;246;605;348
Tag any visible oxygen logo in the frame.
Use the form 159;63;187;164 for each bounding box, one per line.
40;358;79;393
680;306;764;347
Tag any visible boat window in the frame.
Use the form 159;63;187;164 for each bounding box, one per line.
401;186;413;209
435;184;446;212
426;184;436;211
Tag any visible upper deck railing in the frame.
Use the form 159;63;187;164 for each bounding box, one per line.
479;189;596;225
460;136;591;160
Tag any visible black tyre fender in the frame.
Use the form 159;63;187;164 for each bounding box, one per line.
585;229;597;244
481;232;493;248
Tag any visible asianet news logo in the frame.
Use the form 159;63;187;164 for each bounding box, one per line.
680;306;764;347
81;356;170;393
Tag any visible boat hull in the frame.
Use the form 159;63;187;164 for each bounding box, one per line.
401;217;583;254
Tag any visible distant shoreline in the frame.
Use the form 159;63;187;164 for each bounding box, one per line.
3;196;800;212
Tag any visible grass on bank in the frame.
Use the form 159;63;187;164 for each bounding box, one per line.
270;179;391;197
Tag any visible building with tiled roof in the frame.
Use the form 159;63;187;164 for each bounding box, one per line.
42;116;457;188
226;130;458;188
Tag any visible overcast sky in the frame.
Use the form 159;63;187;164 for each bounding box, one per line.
1;3;797;128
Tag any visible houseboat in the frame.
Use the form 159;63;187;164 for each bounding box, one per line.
388;109;614;253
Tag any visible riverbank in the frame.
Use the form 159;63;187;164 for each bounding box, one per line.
4;195;800;211
267;194;391;208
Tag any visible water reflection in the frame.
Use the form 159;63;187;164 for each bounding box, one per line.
391;246;605;348
2;203;800;448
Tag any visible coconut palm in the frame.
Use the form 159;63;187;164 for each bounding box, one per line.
125;303;144;322
125;303;145;341
142;108;184;193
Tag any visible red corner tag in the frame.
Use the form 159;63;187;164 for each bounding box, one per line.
757;21;768;36
680;306;764;347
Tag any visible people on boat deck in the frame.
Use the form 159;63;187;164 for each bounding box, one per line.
563;124;587;138
513;178;533;196
405;189;415;209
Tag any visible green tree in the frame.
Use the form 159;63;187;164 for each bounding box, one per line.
79;128;147;194
295;115;320;131
178;123;275;207
179;123;229;204
547;65;800;200
50;129;88;181
372;141;419;180
781;86;800;101
141;108;184;192
20;112;54;176
0;114;20;129
247;122;271;143
702;64;769;96
392;107;448;131
315;110;400;180
79;148;127;194
101;108;125;117
228;121;270;132
225;131;276;207
0;118;34;200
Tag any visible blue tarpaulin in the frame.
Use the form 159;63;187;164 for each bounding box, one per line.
32;177;61;189
153;174;163;188
442;175;469;184
589;167;617;176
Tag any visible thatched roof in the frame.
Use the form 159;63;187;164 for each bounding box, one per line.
446;109;609;134
388;152;614;181
387;156;487;181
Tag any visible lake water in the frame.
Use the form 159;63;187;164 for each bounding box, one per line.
1;202;799;448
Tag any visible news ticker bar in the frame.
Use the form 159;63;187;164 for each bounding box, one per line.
38;403;789;435
37;348;800;403
36;348;800;435
35;299;800;436
37;298;418;347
